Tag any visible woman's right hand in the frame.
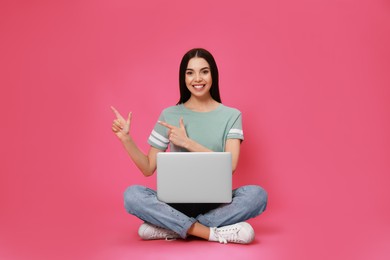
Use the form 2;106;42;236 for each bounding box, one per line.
111;106;131;141
110;106;159;176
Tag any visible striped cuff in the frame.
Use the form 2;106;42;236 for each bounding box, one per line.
148;130;169;150
227;128;244;139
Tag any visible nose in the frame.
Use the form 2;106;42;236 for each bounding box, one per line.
195;73;202;82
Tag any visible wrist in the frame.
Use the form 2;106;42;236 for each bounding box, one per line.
184;138;193;151
119;133;132;143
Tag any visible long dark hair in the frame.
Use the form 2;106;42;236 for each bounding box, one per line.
177;48;221;104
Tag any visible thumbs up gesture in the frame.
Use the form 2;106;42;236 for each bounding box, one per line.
158;117;189;149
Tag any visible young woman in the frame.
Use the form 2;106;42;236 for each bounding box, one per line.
111;48;267;244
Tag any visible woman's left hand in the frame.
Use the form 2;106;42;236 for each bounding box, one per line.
158;117;190;149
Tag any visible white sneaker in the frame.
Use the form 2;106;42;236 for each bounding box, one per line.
138;222;180;241
210;222;255;244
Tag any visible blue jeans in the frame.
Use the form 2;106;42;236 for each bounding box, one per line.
124;185;268;239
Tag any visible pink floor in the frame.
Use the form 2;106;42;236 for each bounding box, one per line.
1;197;389;260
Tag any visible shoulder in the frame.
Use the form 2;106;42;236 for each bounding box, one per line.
219;104;242;117
160;105;183;115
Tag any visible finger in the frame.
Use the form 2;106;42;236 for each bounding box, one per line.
126;112;132;124
110;106;124;120
110;106;119;116
113;120;123;128
179;117;185;129
112;122;122;131
158;120;174;129
112;124;120;132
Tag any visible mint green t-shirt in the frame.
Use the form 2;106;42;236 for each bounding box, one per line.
148;104;244;152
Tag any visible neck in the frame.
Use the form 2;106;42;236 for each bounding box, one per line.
184;96;220;112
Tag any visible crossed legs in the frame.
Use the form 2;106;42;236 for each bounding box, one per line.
124;185;268;241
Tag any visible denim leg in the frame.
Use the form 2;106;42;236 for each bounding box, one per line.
196;185;268;227
124;185;197;239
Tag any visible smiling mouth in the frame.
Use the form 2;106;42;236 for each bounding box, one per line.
193;84;205;89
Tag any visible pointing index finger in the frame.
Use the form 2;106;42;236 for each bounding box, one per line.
110;106;119;114
111;106;123;119
158;120;174;129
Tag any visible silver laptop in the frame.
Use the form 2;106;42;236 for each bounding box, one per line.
157;152;232;203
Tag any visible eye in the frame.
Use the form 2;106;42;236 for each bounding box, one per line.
202;70;210;75
186;71;193;75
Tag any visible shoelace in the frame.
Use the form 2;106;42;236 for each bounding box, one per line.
213;227;241;244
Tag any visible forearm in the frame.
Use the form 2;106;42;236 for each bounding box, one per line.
120;135;154;176
184;138;213;152
225;139;241;174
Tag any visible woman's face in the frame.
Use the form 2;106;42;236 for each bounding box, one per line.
185;57;213;99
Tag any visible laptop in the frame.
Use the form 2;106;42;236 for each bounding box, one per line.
157;152;232;203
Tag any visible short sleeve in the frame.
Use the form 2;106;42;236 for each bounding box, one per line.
147;112;170;151
226;112;244;141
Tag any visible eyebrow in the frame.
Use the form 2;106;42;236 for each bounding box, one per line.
186;67;210;71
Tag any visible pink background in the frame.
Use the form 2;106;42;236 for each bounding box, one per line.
1;0;389;259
